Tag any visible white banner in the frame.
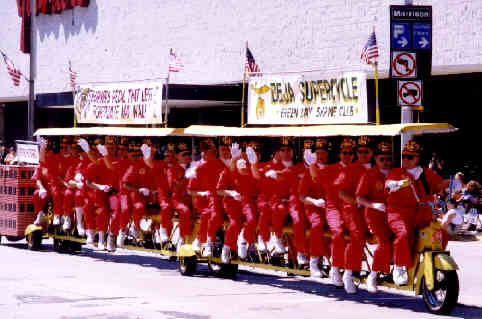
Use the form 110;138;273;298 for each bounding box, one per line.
16;142;39;165
247;72;368;125
74;80;164;124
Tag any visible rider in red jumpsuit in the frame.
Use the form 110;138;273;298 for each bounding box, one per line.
356;140;393;293
385;139;445;286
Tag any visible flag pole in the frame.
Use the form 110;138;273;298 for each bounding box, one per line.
374;60;380;125
241;41;248;128
164;48;171;128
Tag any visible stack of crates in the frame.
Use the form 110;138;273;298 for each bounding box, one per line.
0;165;37;237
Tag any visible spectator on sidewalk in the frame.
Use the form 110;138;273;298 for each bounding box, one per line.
4;146;18;165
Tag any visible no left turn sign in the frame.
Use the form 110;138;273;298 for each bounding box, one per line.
398;80;422;106
392;52;417;78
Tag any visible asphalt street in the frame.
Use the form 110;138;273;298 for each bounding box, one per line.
1;236;481;319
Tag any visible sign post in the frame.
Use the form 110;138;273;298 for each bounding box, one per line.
390;3;432;151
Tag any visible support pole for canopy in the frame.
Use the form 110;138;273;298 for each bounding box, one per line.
241;41;248;128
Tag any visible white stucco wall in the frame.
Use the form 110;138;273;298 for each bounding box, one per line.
1;0;481;98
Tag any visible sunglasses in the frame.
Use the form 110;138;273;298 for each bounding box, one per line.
378;156;392;162
280;148;292;152
357;150;370;154
402;154;416;160
181;152;191;157
341;151;354;156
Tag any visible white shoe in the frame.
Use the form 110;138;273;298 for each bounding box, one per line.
297;252;308;266
176;237;185;252
257;235;267;253
238;242;248;259
202;241;213;257
97;232;106;250
107;234;116;252
86;229;95;246
34;212;45;225
129;226;139;239
192;238;201;253
366;271;378;293
343;270;357;294
159;227;169;244
221;245;231;264
63;215;72;231
310;257;322;278
393;266;408;286
53;214;61;226
273;237;285;255
140;218;152;232
330;267;344;287
75;207;85;236
117;230;126;248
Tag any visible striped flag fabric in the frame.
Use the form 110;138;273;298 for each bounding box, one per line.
168;49;184;72
1;52;22;86
245;46;261;76
68;60;77;90
361;29;379;65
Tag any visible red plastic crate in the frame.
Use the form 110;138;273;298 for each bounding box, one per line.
2;165;36;181
0;185;35;201
0;211;35;236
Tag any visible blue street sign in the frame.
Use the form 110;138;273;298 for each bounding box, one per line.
392;22;411;49
413;22;431;49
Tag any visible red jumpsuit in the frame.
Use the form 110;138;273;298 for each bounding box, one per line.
50;154;73;216
335;162;369;271
256;161;275;243
187;158;225;243
122;159;163;229
318;163;345;268
159;163;192;238
266;161;307;255
356;167;392;273
32;161;53;213
82;159;114;232
386;167;442;268
109;157;133;236
217;167;259;249
298;166;329;258
62;154;81;217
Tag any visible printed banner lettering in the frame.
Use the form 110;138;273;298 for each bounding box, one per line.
16;142;39;165
74;80;164;124
248;72;368;125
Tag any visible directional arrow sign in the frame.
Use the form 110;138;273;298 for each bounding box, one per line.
392;22;411;49
413;23;431;49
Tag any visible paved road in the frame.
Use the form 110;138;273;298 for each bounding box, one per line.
1;236;481;319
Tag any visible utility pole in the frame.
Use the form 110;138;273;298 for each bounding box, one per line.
27;0;35;140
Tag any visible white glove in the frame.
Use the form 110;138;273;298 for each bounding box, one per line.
306;197;325;208
372;203;386;212
140;144;151;160
303;149;317;166
184;166;197;179
246;146;258;164
39;188;48;199
236;158;247;170
38;136;47;148
96;144;108;156
78;138;90;153
231;143;242;159
99;184;111;192
74;173;84;183
139;187;150;196
197;191;210;197
226;190;242;201
386;179;410;193
76;182;84;189
265;170;278;179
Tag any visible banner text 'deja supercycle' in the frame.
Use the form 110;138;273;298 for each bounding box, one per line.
247;72;368;125
74;80;163;125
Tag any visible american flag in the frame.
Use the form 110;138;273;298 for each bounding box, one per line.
1;52;22;86
245;47;261;76
169;49;184;72
361;29;379;65
68;60;77;90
